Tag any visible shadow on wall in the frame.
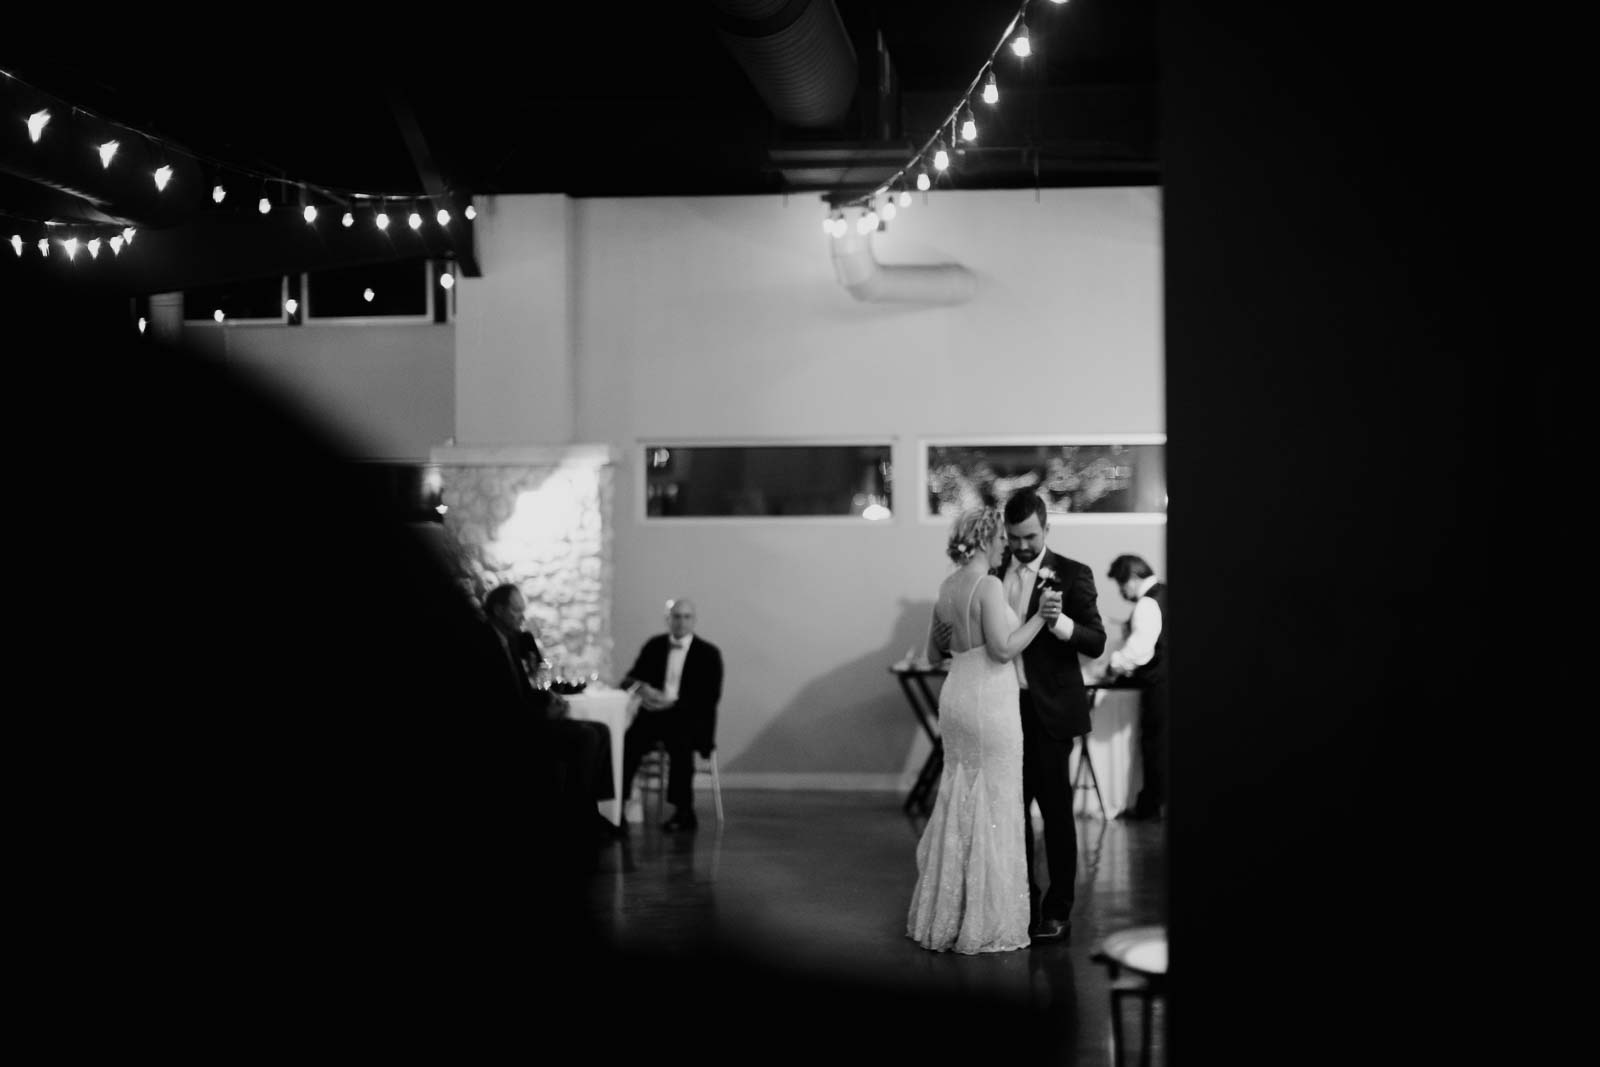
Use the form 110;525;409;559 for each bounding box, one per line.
730;598;940;778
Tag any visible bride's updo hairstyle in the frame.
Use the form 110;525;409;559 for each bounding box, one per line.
946;506;1002;564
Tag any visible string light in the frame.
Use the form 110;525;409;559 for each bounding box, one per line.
982;72;999;105
122;227;135;245
933;146;950;171
285;298;299;316
110;234;124;254
856;210;879;235
37;238;48;256
363;288;375;302
213;184;227;203
153;165;173;191
898;190;913;208
137;317;147;334
375;210;390;231
97;140;119;167
63;236;79;260
213;309;225;323
87;237;101;258
436;208;451;226
880;199;897;222
916;171;931;191
259;196;272;214
408;211;423;230
341;212;354;227
464;205;477;220
303;205;318;223
26;109;50;142
960;108;978;143
9;235;20;256
439;271;455;290
1010;25;1031;58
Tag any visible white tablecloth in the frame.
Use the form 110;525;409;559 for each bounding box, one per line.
1072;687;1143;817
565;687;635;825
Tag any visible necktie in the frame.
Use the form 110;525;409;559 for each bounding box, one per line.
1008;565;1030;619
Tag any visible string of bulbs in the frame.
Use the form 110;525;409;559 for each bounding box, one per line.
3;65;476;265
822;0;1070;239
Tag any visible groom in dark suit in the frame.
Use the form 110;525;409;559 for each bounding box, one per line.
999;488;1107;943
620;598;724;832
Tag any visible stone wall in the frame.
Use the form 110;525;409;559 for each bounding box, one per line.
432;445;616;679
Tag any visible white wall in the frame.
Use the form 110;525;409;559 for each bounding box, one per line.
568;189;1164;787
181;321;453;461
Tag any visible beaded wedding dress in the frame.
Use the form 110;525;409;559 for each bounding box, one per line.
907;574;1030;953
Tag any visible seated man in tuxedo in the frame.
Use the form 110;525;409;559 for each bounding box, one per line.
1106;554;1169;821
620;598;724;832
483;583;618;843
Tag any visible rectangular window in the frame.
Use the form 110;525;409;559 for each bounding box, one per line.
306;259;429;321
183;275;287;322
644;445;892;519
925;438;1166;520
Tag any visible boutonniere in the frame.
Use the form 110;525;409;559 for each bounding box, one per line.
1036;566;1061;592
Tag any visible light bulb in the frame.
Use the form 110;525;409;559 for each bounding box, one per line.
9;235;20;256
213;309;225;323
259;197;272;214
408;211;423;230
110;235;124;255
917;171;931;191
881;200;897;222
1050;0;1068;5
464;204;477;220
26;109;50;142
1011;30;1031;58
37;238;48;256
98;140;119;167
856;211;878;235
285;298;299;316
440;271;455;290
303;205;318;223
822;215;834;235
363;288;375;302
153;165;172;191
376;211;390;231
213;184;227;203
961;115;978;142
436;208;451;226
63;237;79;260
123;227;135;245
933;148;950;171
982;75;999;105
898;190;912;208
138;317;147;334
87;237;102;258
341;212;354;228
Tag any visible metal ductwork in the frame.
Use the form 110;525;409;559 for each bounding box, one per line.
828;230;977;305
711;0;858;128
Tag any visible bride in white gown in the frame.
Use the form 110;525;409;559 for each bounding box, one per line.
907;507;1052;954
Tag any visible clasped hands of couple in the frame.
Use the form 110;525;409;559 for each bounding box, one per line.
931;587;1065;659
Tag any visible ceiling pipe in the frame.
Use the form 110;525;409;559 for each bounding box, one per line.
710;0;858;128
828;228;976;305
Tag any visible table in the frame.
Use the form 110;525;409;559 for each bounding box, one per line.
890;663;946;815
565;687;635;826
890;664;1146;818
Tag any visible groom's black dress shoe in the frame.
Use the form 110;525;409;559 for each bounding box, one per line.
661;810;698;832
1029;917;1071;943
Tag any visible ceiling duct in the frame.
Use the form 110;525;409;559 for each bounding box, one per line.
711;0;858;128
828;229;976;305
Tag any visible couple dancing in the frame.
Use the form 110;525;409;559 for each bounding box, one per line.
907;489;1106;954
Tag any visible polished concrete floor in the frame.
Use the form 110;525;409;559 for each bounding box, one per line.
588;790;1166;1065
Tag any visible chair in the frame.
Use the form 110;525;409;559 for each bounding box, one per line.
637;742;724;826
1091;925;1167;1067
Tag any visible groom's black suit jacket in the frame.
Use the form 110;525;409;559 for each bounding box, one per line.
622;634;724;757
995;547;1107;740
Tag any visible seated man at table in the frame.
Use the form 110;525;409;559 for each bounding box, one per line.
483;583;619;843
619;597;724;832
1105;554;1169;821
